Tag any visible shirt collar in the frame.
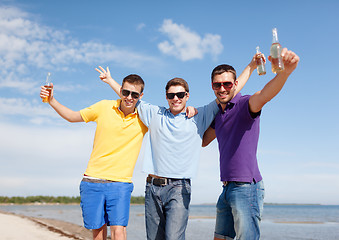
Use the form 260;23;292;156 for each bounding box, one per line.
230;92;242;104
218;93;242;112
166;108;186;118
113;99;138;116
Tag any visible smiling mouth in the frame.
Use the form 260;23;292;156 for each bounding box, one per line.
218;92;228;97
172;102;181;107
124;99;134;106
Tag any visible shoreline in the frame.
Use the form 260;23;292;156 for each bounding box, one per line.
0;210;92;240
1;205;338;240
1;202;338;206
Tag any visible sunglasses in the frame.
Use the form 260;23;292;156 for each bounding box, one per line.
212;81;234;90
166;92;187;99
121;89;140;99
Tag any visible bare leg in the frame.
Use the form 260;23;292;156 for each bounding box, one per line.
110;225;126;240
92;224;107;240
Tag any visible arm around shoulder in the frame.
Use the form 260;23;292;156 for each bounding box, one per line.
202;126;216;147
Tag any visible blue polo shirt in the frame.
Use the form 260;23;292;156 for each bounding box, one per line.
212;93;263;183
137;100;219;179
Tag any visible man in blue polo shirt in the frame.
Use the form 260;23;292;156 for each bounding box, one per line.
202;48;300;240
96;60;257;239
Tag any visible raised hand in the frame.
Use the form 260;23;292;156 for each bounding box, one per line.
95;66;114;84
250;52;266;69
95;66;122;97
281;48;299;74
40;83;54;103
268;48;299;75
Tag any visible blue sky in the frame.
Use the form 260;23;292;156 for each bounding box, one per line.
0;0;338;205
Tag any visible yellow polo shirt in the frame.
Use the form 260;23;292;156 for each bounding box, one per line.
80;99;147;182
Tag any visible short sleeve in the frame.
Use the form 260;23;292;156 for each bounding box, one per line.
80;101;104;123
136;100;159;127
195;100;219;136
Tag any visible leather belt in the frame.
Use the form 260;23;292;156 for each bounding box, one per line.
82;178;116;183
223;181;250;186
146;176;190;186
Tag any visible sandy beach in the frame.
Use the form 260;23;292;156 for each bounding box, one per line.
0;211;92;240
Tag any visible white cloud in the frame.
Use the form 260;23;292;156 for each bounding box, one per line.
158;19;223;61
0;6;159;94
137;23;146;31
0;97;56;118
0;121;93;196
0;97;75;125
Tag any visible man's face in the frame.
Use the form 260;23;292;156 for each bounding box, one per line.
120;82;143;112
212;72;238;105
166;85;189;116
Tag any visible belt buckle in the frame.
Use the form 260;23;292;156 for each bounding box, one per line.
147;176;168;186
155;177;167;186
160;178;168;186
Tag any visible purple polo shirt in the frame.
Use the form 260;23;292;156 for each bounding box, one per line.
212;93;262;183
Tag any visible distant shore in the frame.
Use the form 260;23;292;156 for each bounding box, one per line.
0;195;145;205
0;202;331;206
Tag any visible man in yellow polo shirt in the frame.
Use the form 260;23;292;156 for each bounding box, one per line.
40;73;147;240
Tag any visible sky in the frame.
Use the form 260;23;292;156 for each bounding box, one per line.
0;0;338;205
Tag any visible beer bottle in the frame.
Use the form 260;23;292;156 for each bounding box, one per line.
42;72;52;103
270;28;284;74
256;46;266;76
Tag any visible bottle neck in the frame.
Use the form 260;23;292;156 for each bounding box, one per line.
256;46;260;54
272;30;279;43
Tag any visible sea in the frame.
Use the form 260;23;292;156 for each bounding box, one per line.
1;204;339;239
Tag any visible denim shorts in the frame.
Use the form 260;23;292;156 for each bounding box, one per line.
79;180;133;229
214;180;265;240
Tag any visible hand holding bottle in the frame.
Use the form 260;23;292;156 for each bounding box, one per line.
255;46;266;76
278;48;299;74
270;28;284;74
40;83;54;103
41;72;53;103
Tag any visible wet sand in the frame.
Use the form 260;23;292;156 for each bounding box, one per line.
0;211;92;240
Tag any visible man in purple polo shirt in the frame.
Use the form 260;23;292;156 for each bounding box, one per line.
203;47;300;240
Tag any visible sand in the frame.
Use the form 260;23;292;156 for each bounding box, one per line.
0;211;92;240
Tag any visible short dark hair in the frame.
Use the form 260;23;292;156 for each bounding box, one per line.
165;77;189;93
122;74;145;93
211;64;237;82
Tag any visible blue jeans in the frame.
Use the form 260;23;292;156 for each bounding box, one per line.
145;178;191;240
214;180;265;240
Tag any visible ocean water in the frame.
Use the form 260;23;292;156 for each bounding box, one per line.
1;204;339;239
